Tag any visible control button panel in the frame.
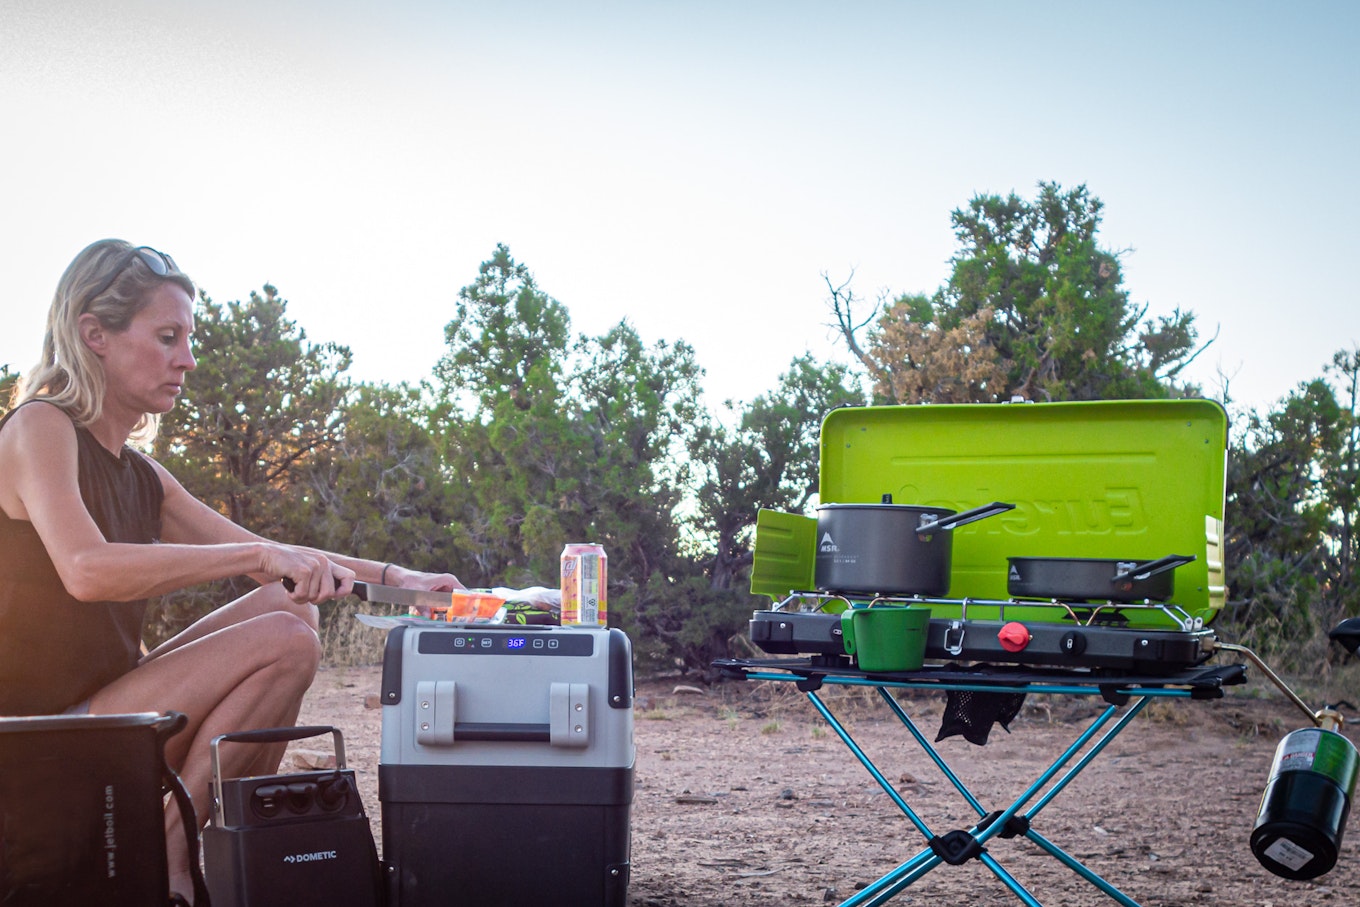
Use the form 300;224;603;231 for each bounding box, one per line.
417;631;595;657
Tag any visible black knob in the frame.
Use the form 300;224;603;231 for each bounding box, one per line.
317;773;352;811
1330;617;1360;656
286;782;317;813
1060;631;1087;656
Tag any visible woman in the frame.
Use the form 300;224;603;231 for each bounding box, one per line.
0;239;463;901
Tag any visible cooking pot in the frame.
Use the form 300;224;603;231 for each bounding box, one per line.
1006;553;1196;602
814;497;1015;596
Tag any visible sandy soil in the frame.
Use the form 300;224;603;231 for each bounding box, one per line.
291;664;1360;907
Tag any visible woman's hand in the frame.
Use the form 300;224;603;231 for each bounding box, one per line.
261;543;355;603
382;564;466;593
379;565;465;616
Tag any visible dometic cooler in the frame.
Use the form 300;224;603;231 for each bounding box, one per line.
378;623;634;907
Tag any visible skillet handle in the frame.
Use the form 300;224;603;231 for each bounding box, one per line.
1113;554;1196;582
916;501;1015;534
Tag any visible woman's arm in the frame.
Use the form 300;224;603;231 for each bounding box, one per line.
3;403;348;603
153;456;463;594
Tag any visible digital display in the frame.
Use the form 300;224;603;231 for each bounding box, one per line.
417;630;596;657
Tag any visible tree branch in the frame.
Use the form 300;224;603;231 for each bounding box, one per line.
823;270;885;388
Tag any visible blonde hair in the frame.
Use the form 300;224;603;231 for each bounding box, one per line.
13;239;196;442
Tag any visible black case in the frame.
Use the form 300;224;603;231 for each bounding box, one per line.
380;763;633;906
0;712;191;907
202;725;381;907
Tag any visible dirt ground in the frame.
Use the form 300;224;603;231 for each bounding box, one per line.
292;663;1360;907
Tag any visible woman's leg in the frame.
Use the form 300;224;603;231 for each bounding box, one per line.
90;583;322;900
143;580;321;662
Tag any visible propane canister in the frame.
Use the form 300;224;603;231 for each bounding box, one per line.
1250;714;1358;880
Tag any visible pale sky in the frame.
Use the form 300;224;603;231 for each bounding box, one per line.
2;0;1356;417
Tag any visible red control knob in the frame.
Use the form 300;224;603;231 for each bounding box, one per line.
998;621;1031;653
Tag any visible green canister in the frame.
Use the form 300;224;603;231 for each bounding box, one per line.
1250;721;1358;880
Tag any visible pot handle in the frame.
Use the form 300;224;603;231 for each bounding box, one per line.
1112;554;1196;583
916;501;1015;534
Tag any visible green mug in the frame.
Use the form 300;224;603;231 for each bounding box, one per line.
840;605;930;672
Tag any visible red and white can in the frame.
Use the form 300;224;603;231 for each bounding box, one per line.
560;543;607;625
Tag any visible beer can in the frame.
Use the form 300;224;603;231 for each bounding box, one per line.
560;543;607;625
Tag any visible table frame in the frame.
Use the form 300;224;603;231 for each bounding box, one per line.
716;659;1246;907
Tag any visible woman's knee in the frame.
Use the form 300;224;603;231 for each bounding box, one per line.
254;582;321;632
253;611;322;680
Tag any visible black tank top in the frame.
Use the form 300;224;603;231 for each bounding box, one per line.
0;404;164;715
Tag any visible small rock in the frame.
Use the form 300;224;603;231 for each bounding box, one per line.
364;693;382;710
778;788;797;800
822;888;839;902
292;749;336;770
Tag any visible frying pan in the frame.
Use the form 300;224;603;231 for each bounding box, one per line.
1006;553;1196;603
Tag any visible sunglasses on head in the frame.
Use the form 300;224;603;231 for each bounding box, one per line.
85;246;179;302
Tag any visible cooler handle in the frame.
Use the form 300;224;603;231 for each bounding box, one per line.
413;682;590;748
452;722;550;741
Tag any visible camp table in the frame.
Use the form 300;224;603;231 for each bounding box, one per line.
715;656;1247;906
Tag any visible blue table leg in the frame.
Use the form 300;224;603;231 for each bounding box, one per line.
804;689;944;907
873;687;1133;906
1021;829;1144;907
810;684;1155;907
875;687;987;817
875;686;1126;846
805;689;935;840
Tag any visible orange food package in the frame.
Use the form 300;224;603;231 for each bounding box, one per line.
443;591;505;622
407;590;506;622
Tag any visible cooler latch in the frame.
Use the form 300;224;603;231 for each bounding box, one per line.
550;682;591;747
415;680;457;745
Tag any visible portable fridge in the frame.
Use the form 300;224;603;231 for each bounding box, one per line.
378;623;634;906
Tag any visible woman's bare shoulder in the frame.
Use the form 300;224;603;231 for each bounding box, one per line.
3;399;74;429
0;401;77;448
0;402;79;518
